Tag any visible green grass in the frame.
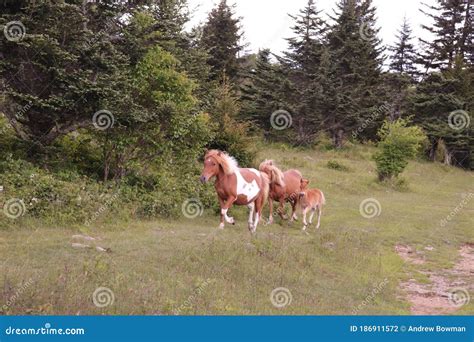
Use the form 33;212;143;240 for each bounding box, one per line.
1;144;473;315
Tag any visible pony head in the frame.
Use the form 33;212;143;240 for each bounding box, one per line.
300;178;310;190
200;150;238;183
258;160;285;186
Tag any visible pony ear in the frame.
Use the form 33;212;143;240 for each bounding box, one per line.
268;160;273;165
217;151;222;156
302;178;309;184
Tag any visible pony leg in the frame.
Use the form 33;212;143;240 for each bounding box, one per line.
316;206;322;229
220;196;236;228
290;198;298;221
267;198;274;224
309;208;316;225
302;207;309;230
278;198;287;220
247;202;255;229
251;198;263;234
218;197;225;229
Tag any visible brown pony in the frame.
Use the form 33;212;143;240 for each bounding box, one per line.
258;160;303;224
200;150;269;233
299;179;325;230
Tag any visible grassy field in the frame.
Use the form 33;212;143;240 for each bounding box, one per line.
1;144;473;315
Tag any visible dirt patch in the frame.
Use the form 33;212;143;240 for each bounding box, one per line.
397;244;474;315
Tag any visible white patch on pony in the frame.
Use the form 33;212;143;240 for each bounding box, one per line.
221;208;234;224
249;168;260;177
235;169;260;201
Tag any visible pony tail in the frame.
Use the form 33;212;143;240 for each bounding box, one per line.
320;191;326;205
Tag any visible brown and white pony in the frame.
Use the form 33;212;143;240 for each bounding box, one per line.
258;160;303;224
299;179;326;230
200;150;269;233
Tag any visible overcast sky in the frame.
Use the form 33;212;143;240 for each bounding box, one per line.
187;0;435;55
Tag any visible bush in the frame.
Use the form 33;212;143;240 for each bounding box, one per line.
374;119;426;180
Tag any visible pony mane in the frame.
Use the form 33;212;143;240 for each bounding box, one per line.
205;150;239;175
259;159;285;186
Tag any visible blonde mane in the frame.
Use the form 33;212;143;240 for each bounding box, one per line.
258;160;285;186
205;150;239;175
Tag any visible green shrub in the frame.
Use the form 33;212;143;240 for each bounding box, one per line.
326;160;350;172
374;119;426;181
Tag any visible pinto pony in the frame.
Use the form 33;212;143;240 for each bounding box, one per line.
258;160;303;224
299;179;325;230
200;150;269;233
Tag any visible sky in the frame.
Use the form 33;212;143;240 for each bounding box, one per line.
186;0;435;55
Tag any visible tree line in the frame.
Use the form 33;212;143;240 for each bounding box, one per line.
1;0;473;177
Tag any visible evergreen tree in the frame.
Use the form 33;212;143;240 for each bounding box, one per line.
419;0;473;72
0;1;139;147
386;17;419;121
200;0;244;81
389;17;419;78
240;49;287;133
279;0;327;144
410;64;473;168
324;0;385;146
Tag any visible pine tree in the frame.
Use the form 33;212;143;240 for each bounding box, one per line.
324;0;385;146
385;17;419;121
410;65;472;168
389;17;419;78
200;0;244;81
419;0;473;72
279;0;327;144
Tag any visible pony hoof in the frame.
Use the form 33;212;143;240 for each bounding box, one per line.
218;223;225;230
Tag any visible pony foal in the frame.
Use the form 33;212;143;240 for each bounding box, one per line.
299;179;325;230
